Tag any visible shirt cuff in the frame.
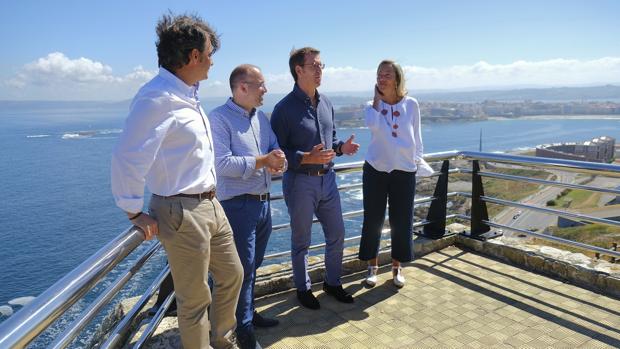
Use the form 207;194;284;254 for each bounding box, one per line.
293;150;305;169
115;197;144;215
334;141;344;156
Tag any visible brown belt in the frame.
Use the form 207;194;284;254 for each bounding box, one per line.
156;190;216;201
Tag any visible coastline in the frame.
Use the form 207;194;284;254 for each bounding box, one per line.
488;114;620;121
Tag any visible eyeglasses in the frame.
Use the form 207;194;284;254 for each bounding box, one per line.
302;62;325;70
242;81;266;89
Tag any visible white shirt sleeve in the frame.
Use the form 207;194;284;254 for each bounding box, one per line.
364;101;382;131
412;99;424;161
111;95;174;213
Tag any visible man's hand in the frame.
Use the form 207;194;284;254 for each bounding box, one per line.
127;212;158;240
341;135;360;155
302;144;335;164
265;149;287;174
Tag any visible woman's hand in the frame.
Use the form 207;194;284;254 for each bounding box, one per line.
372;84;383;112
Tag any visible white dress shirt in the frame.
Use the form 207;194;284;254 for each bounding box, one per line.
364;96;423;173
111;68;216;213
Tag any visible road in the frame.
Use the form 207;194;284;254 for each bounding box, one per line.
493;170;579;236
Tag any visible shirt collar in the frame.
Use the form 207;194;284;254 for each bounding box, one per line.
225;97;256;118
158;67;200;99
293;84;321;105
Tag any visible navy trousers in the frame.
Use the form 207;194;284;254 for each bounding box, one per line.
220;196;271;332
359;162;416;262
282;170;345;291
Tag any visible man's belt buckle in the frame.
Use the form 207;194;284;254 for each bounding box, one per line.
308;169;327;176
258;193;270;201
198;190;216;201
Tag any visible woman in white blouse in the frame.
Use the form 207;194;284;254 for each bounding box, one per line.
358;60;423;288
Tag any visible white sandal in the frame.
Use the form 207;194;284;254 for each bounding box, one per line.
365;266;379;287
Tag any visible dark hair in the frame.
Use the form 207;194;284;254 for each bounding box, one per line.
288;47;320;82
229;64;259;91
155;12;220;72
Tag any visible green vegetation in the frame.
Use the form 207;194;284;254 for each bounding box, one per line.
553;188;601;209
538;224;620;261
546;199;556;206
482;168;550;217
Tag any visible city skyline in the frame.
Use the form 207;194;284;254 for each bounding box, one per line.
1;0;619;100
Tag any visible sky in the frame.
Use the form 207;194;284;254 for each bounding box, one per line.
1;0;619;101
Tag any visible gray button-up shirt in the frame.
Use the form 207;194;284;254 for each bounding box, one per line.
210;98;280;201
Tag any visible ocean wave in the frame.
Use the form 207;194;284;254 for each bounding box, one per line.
0;305;13;317
26;134;50;138
99;128;122;135
62;131;95;139
8;296;35;306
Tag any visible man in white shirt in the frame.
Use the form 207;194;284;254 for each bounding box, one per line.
111;13;242;349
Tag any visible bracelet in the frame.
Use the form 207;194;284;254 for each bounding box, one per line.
129;212;143;220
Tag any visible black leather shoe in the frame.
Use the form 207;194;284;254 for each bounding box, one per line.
322;282;354;303
236;328;262;349
252;311;279;327
296;289;320;309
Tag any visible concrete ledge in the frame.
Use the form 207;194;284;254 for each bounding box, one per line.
254;234;457;297
456;234;620;298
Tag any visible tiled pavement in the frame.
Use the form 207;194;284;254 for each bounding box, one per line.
254;246;620;348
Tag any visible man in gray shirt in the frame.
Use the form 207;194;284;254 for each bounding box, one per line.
210;65;285;349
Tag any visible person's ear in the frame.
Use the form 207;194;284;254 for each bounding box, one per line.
188;49;200;64
295;65;303;78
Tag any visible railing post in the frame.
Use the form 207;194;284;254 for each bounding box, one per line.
470;160;491;237
423;160;449;239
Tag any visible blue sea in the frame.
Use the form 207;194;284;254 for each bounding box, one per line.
0;101;619;336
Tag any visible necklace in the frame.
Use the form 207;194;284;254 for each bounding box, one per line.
380;102;400;137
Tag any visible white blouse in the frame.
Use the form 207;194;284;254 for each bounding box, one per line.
364;96;423;173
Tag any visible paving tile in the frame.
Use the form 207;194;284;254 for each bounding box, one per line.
249;246;620;349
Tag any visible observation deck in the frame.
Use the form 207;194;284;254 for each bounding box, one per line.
1;151;619;348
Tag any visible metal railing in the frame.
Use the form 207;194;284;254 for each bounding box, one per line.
1;150;619;348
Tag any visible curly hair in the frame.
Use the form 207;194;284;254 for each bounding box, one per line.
156;12;220;72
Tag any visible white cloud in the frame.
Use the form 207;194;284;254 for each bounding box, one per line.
4;52;156;99
4;54;620;100
256;57;620;94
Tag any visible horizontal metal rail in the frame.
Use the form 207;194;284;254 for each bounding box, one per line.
264;219;434;260
3;151;619;348
133;289;176;349
101;266;171;349
477;171;620;195
484;220;620;259
0;227;146;349
50;243;162;349
481;195;620;228
442;214;620;259
271;195;437;232
456;151;620;178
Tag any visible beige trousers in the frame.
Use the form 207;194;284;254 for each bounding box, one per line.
150;194;243;349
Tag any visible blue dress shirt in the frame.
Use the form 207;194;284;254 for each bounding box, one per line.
270;84;344;172
210;98;280;201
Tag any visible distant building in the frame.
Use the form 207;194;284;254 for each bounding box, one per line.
536;136;615;163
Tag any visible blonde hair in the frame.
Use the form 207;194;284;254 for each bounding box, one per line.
378;60;407;98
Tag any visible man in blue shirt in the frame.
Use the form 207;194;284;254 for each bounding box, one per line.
271;47;360;310
210;65;285;349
